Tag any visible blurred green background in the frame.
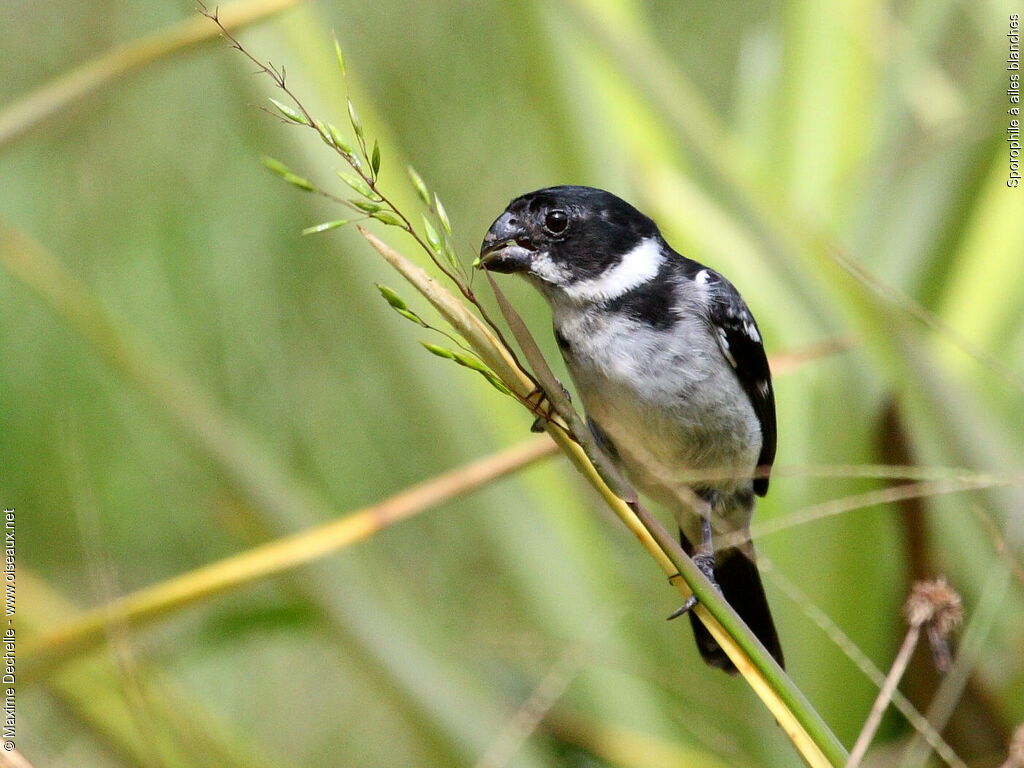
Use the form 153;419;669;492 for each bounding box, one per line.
2;0;1023;766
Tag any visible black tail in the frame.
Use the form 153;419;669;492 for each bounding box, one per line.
679;530;784;674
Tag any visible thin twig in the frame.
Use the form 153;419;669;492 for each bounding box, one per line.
731;476;1024;548
201;4;464;287
665;463;1023;487
828;247;1024;395
23;435;558;678
768;335;857;375
203;8;533;377
847;625;922;768
898;568;1007;768
761;559;967;768
847;580;963;768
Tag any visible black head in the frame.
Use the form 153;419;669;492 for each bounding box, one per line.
478;186;661;296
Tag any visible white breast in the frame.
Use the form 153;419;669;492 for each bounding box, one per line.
551;289;761;522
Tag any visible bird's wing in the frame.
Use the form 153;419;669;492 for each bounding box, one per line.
701;270;777;496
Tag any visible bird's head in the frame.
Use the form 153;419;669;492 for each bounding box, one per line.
478;186;664;304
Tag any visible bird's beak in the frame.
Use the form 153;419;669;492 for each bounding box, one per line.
476;212;534;273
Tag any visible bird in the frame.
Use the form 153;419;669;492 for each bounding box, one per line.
477;185;783;673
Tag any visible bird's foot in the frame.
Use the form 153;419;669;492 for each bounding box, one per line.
666;556;721;620
525;383;571;432
666;516;722;620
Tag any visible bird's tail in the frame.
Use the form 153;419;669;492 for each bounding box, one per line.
678;530;784;674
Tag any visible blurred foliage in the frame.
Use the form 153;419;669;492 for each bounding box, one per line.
2;0;1023;766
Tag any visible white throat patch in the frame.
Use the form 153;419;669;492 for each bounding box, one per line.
561;237;664;303
528;251;572;285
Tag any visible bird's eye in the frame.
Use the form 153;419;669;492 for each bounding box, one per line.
544;210;569;234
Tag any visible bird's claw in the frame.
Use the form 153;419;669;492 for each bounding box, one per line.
666;562;722;620
667;595;698;620
526;383;571;432
667;518;722;620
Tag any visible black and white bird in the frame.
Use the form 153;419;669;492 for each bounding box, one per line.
478;186;783;673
